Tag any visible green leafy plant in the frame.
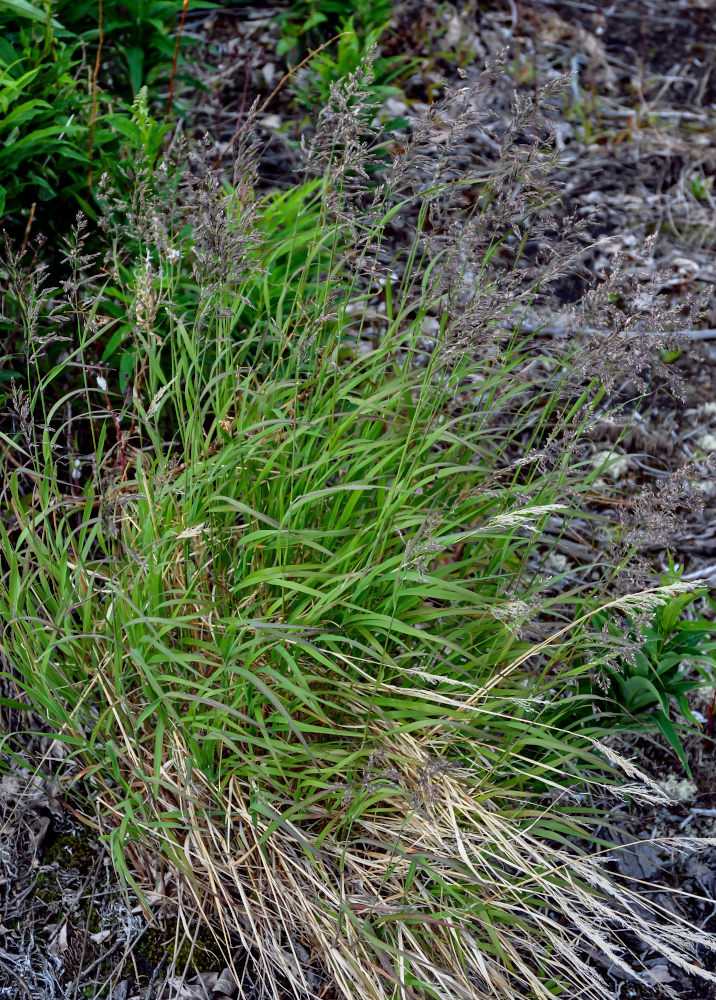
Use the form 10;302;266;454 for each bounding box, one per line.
559;582;716;772
598;592;715;769
276;0;414;111
293;20;412;110
689;173;712;201
277;0;394;59
0;16;92;220
0;0;211;228
0;0;60;27
53;0;210;99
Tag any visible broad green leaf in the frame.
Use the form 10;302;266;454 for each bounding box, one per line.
0;0;62;26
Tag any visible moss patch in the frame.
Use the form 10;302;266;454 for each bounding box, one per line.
137;924;221;979
43;830;97;875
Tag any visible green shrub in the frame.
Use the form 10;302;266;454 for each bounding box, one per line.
277;0;394;59
276;0;414;111
0;11;92;220
53;0;206;100
0;0;207;229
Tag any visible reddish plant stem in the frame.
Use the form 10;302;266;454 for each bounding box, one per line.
20;202;35;255
102;383;126;475
166;0;191;121
87;0;104;186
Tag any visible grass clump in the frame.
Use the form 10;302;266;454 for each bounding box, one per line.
1;62;714;1000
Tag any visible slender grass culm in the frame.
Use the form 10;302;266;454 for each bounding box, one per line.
1;58;714;1000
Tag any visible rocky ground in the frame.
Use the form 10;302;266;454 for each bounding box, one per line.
2;1;715;997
